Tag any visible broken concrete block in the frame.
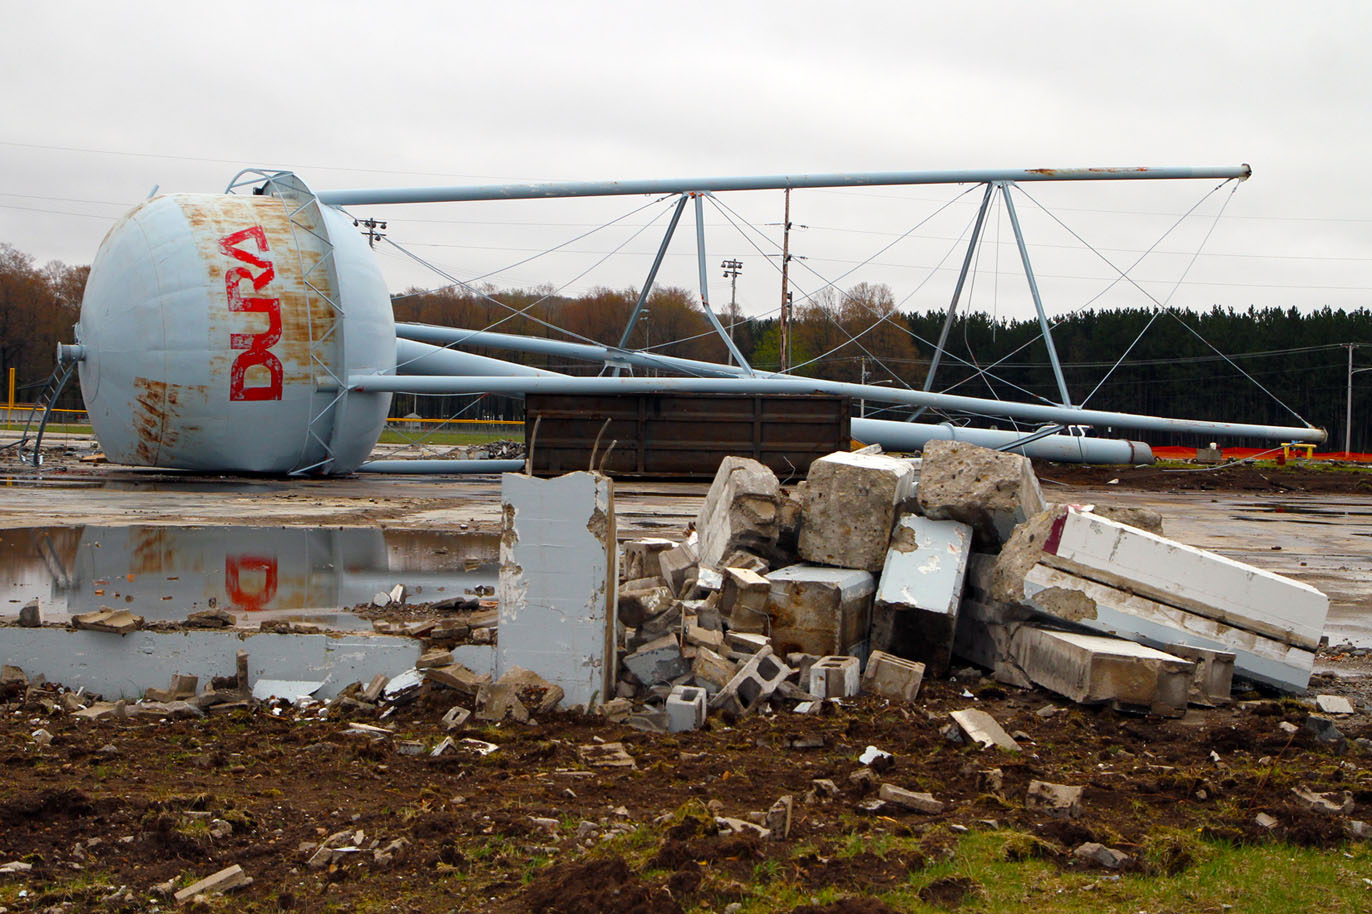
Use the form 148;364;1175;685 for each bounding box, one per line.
797;451;917;571
372;591;392;608
622;537;678;581
1;665;27;688
1026;780;1083;819
721;567;772;633
1292;786;1354;815
495;666;566;715
1255;812;1279;830
872;514;973;677
441;706;472;731
1011;560;1314;693
949;708;1021;751
691;647;738;694
808;656;861;698
425;663;490;697
72;609;142;634
667;684;708;732
170;674;199;700
1011;627;1194;716
952;592;1034;689
765;796;794;839
623;634;690;685
389;584;407;604
695;456;781;569
657;542;698;598
710;645;793;718
578;741;636;768
721;549;769;574
597;697;632;722
878;784;945;814
685;621;724;651
917;439;1045;546
763;564;876;659
173;864;248;903
474;682;530;723
417;647;453;670
19;599;42;627
1315;695;1355;715
1074;842;1129;869
617;585;674;629
498;471;617;709
861;650;924;702
1084;503;1165;536
1165;643;1235;706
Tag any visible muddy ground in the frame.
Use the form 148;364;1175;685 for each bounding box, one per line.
1;457;1369;913
3;658;1369;913
1036;460;1372;496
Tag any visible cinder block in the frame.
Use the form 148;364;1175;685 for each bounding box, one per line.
872;514;973;677
1165;643;1235;706
861;650;924;702
721;567;771;633
622;538;678;581
917;439;1045;546
1011;626;1195;716
657;542;698;597
497;471;617;708
695;457;781;569
666;684;707;732
763;564;876;659
797;452;917;571
808;656;861;698
709;646;793;717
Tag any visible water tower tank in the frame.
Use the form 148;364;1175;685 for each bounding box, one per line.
71;172;394;474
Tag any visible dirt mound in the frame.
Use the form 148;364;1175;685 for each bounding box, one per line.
512;856;682;914
0;788;93;824
789;898;903;914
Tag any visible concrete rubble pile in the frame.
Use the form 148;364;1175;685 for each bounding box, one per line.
590;438;1330;730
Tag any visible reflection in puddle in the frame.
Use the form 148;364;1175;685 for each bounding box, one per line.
0;526;496;629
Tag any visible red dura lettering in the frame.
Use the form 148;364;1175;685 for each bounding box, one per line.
221;227;284;401
224;555;278;612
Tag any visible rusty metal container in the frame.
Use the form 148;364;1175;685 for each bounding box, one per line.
74;181;394;474
525;393;850;480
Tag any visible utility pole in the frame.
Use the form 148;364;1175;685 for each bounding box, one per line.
1347;343;1356;457
721;258;743;366
779;188;791;373
354;217;387;248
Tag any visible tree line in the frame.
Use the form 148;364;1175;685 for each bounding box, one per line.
3;239;1369;451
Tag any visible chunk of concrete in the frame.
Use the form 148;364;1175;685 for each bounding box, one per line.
1011;561;1314;693
1315;695;1355;715
1011;627;1194;716
763;564;876;659
622;537;678;581
1292;786;1354;816
666;684;707;732
497;471;617;709
425;662;490;697
623;634;690;686
173;864;248;903
1165;643;1235;706
709;645;792;718
1007;505;1327;651
861;650;924;702
917;440;1045;546
796;451;917;571
808;656;861;698
72;609;142;634
657;542;698;598
695;457;781;569
1026;780;1083;819
495;666;565;715
949;708;1021;751
19;599;43;627
872;514;973;677
721;567;772;633
691;647;738;694
877;784;945;814
1074;842;1129;869
617;584;674;629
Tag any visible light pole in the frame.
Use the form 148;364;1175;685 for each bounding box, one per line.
1347;342;1371;455
721;259;742;365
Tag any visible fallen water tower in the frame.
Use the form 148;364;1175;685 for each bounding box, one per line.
60;172;396;474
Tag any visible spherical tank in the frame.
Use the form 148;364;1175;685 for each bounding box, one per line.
74;179;394;474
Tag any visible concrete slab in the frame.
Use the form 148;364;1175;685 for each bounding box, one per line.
1042;506;1328;649
872;514;972;676
1017;562;1315;692
497;471;617;709
763;564;876;659
1010;627;1195;715
797;451;917;572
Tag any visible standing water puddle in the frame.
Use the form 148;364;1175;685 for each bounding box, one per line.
0;526;497;629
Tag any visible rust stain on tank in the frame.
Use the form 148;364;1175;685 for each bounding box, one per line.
132;376;171;465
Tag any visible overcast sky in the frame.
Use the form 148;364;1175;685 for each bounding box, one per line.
3;1;1369;330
